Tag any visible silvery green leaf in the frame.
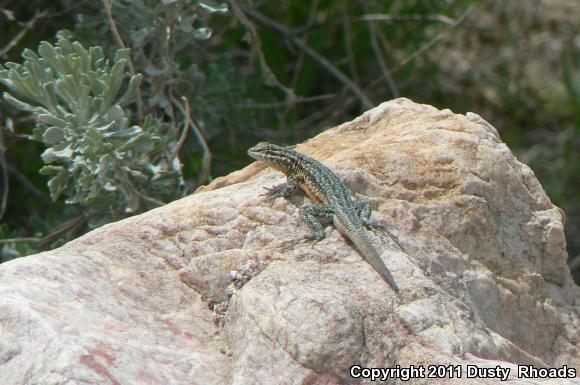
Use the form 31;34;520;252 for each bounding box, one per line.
80;73;94;91
125;194;139;213
5;69;23;89
108;59;127;103
42;125;66;145
2;62;20;70
21;48;40;63
147;163;161;176
24;60;42;85
1;8;15;20
55;29;74;42
117;74;142;105
38;42;58;69
96;154;112;174
86;179;102;200
92;97;105;115
72;41;90;72
198;1;228;14
17;75;40;102
62;74;81;105
103;125;142;138
56;37;73;55
125;135;154;152
94;79;109;105
88;46;104;67
128;169;147;181
32;126;44;141
104;105;125;122
39;165;63;175
93;58;105;69
41;145;73;163
113;48;130;63
3;92;36;111
193;27;212;40
119;181;140;213
115;117;129;132
178;16;194;33
103;181;117;191
54;77;74;106
4;117;13;132
47;170;67;201
0;76;16;91
37;113;66;127
41;82;58;111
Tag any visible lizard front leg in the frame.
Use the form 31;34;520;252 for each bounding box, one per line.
263;174;301;200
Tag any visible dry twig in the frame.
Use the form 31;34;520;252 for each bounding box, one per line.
0;237;41;245
38;215;88;246
119;167;165;208
294;13;460;35
0;10;49;58
236;94;336;109
102;0;144;120
354;14;456;25
278;0;321;130
340;0;361;88
0;128;7;222
172;96;212;187
227;0;295;101
394;7;473;70
239;4;373;110
7;165;49;203
359;1;399;97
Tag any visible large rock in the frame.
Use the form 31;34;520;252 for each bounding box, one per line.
0;98;578;384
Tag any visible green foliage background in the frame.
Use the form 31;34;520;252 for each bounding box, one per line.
0;0;578;283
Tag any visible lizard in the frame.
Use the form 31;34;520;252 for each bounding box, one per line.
247;142;400;293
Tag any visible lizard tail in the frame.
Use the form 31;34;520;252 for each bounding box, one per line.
348;230;400;293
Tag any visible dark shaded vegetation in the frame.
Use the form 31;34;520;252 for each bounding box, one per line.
0;0;578;284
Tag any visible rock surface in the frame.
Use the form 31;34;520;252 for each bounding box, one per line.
0;98;578;385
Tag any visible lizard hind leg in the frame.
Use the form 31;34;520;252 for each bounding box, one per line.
354;199;384;231
300;204;334;241
354;199;403;251
280;204;334;251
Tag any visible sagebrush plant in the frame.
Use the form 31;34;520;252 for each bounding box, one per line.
0;35;182;225
0;0;230;231
77;0;230;140
74;0;277;179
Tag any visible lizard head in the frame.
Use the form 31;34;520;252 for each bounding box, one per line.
247;142;297;171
